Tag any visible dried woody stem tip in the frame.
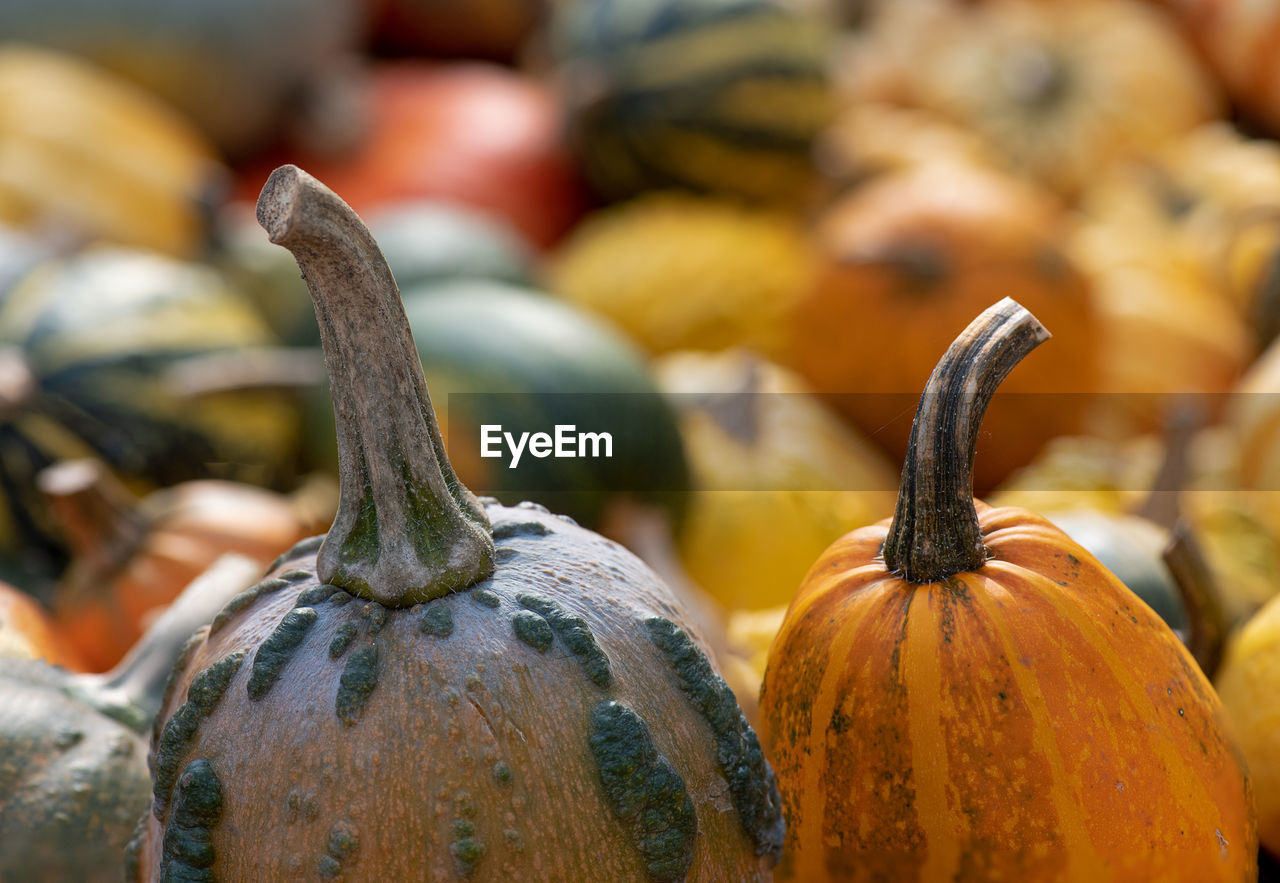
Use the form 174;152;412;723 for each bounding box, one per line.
882;297;1050;584
257;164;494;607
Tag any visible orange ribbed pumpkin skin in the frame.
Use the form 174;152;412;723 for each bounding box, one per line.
760;505;1257;882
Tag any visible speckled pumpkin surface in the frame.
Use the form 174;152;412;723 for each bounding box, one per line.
760;300;1256;881
762;505;1256;881
132;509;783;881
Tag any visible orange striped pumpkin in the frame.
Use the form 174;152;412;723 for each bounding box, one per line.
759;299;1257;881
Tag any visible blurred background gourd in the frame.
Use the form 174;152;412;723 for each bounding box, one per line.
9;0;1280;876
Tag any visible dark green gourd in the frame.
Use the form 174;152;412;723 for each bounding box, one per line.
303;276;691;531
0;555;259;883
132;165;783;881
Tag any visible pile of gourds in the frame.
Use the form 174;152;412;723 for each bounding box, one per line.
6;0;1280;879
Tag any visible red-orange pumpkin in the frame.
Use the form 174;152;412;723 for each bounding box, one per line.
761;298;1257;880
233;62;589;249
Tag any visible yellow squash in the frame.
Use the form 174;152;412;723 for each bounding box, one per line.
0;45;225;258
654;348;897;612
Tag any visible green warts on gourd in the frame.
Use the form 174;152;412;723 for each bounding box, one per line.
159;759;223;882
255;164;494;607
470;589;501;609
294;583;340;609
152;653;244;821
645;616;785;860
513;610;554;653
335;644;380;726
209;577;293;635
516;593;612;688
329;622;358;659
419;604;455;638
362;602;389;634
266;535;326;574
153;631;210;747
320;820;359;878
589;700;697;883
450;819;486;877
246;607;318;701
187;653;247;713
492;519;551;540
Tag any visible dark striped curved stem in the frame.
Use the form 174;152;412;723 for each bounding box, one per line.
883;298;1050;584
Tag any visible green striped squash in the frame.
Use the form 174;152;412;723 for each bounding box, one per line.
0;247;302;576
548;0;837;207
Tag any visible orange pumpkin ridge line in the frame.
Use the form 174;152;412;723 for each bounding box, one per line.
794;577;888;878
984;552;1230;858
968;567;1104;878
904;582;963;881
778;556;890;644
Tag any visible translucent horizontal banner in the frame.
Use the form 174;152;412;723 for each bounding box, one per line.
436;391;1279;494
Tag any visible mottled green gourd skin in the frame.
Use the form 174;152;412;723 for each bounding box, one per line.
1;561;254;883
136;502;783;881
0;662;151;883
